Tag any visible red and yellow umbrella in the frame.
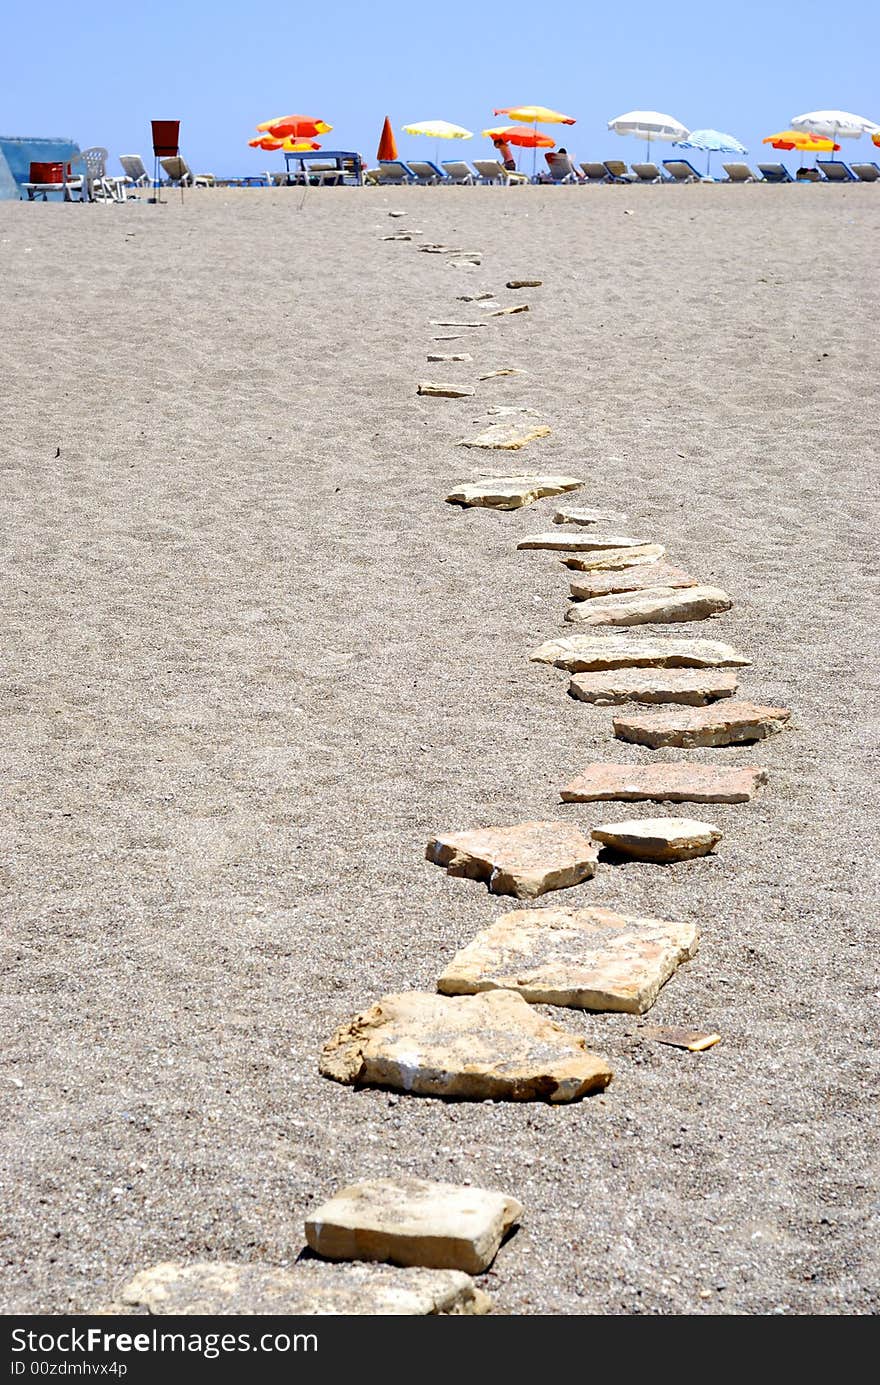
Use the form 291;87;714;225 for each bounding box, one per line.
257;114;333;140
483;124;555;149
763;129;839;152
494;105;575;125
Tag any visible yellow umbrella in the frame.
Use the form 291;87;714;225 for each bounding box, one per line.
763;129;839;151
402;119;473;139
494;106;575;125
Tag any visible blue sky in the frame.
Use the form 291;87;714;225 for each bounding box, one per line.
2;0;877;173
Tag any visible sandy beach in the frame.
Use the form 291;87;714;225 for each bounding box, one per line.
1;183;878;1316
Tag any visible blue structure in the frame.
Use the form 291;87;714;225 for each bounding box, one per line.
0;136;81;200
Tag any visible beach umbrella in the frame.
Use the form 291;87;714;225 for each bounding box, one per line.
874;133;880;149
609;110;689;161
377;115;397;162
403;119;473;167
673;127;746;176
258;114;332;140
790;110;880;160
763;129;839;170
482;126;556;148
493;105;575;174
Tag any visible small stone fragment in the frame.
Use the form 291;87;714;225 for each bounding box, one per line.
427;820;597;898
305;1178;522;1274
420;245;469;254
417;382;476;398
388;211;405;217
592;817;722;862
518;531;649;552
319;989;612;1102
459;423;551;450
484;404;540;416
427;353;472;364
567;668;739;705
382;233;412;241
450;259;481;269
636;1026;721;1052
438;906;699;1014
433;334;463;341
560;761;767;804
479;368;525;380
430;320;486;328
613;700;791;748
561;545;666;571
553;506;628;526
457;292;495;302
446;474;583;510
530;634;750;672
507;279;542;288
569;564;697;597
486;304;530;316
564;585;732;626
120;1261;490;1316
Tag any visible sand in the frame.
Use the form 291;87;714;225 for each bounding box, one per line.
0;183;878;1317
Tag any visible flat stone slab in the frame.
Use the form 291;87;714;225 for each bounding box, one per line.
438;905;699;1014
457;292;495;302
417;382;476;398
530;634;751;672
592;817;722;862
427;352;473;362
561;545;666;570
569;563;698;598
120;1261;489;1316
560;761;767;803
479;368;525;380
426;820;598;898
568;668;739;705
305;1178;522;1274
565;585;732;626
486;303;529;316
319;989;612;1103
382;233;412;241
459;423;551;450
446;474;583;510
637;1025;721;1052
507;279;542;288
433;334;463;341
430;320;487;328
614;700;791;748
518;531;649;552
553;506;629;526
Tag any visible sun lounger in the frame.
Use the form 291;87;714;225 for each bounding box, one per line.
472;159;528;185
376;159;417;184
580;162;610;184
851;162;880;182
160;156;214;188
757;163;793;183
407;159;449;185
541;152;579;183
441;160;476;184
630;162;668;183
603;160;635;182
816;159;857;182
119;154;151;188
662;159;704;183
722;162;758;183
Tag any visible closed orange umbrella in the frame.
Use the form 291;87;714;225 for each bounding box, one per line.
377;115;398;162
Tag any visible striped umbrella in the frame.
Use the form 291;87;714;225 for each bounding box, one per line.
674;128;746;176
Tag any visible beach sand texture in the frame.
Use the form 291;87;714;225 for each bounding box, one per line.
1;184;878;1315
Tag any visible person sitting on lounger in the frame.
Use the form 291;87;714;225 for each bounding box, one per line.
492;136;517;172
542;148;583;182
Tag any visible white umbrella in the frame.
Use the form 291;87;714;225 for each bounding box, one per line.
608;110;689;161
791;110;880;159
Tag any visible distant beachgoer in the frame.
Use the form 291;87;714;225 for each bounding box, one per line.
492;136;517;172
543;147;583;182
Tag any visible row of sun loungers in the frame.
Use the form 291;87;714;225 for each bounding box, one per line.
366;157;880;186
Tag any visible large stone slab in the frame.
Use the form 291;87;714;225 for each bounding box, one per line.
553;505;628;526
569;563;698;598
319;989;612;1102
568;668;738;705
530;634;751;672
517;531;649;552
426;820;598;898
614;700;791;748
418;382;476;398
459;422;551;450
305;1178;522;1274
592;817;722;862
120;1261;489;1316
446;474;583;510
565;585;731;627
560;545;666;570
560;761;767;803
437;906;699;1015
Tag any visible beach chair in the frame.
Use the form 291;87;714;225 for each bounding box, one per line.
662;159;703;183
816;159;857;182
630;162;668;183
119;154;150;187
851;162;880;182
757;163;793;183
472;159;528;185
722;162;758;183
376;160;417;183
67;147;127;201
580;162;610;183
407;159;449;185
160;156;214;188
441;159;476;184
603;160;635;182
540;151;579;183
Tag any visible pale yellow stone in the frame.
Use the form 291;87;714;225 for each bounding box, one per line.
560;544;666;570
418;382;476;398
459;423;551;450
530;633;750;672
592;817;722;861
446;474;583;510
564;585;732;626
427;819;598;898
518;532;649;552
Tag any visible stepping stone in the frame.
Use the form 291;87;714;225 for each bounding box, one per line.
388;211;405;217
382;233;412;241
434;334;463;341
592;817;722;862
446;474;583;510
560;761;767;804
530;634;750;672
426;820;598;898
457;292;495;302
417;382;476;398
553;505;628;526
427;352;473;363
507;279;542;288
459;422;551;450
450;259;481;269
567;668;739;705
569;563;697;598
319;989;612;1103
636;1026;721;1052
517;531;649;552
430;320;486;328
305;1178;522;1274
485;404;540;416
479;368;525;380
420;245;469;254
614;700;791;748
486;303;530;316
438;905;699;1015
119;1261;490;1316
564;585;732;626
561;544;666;571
